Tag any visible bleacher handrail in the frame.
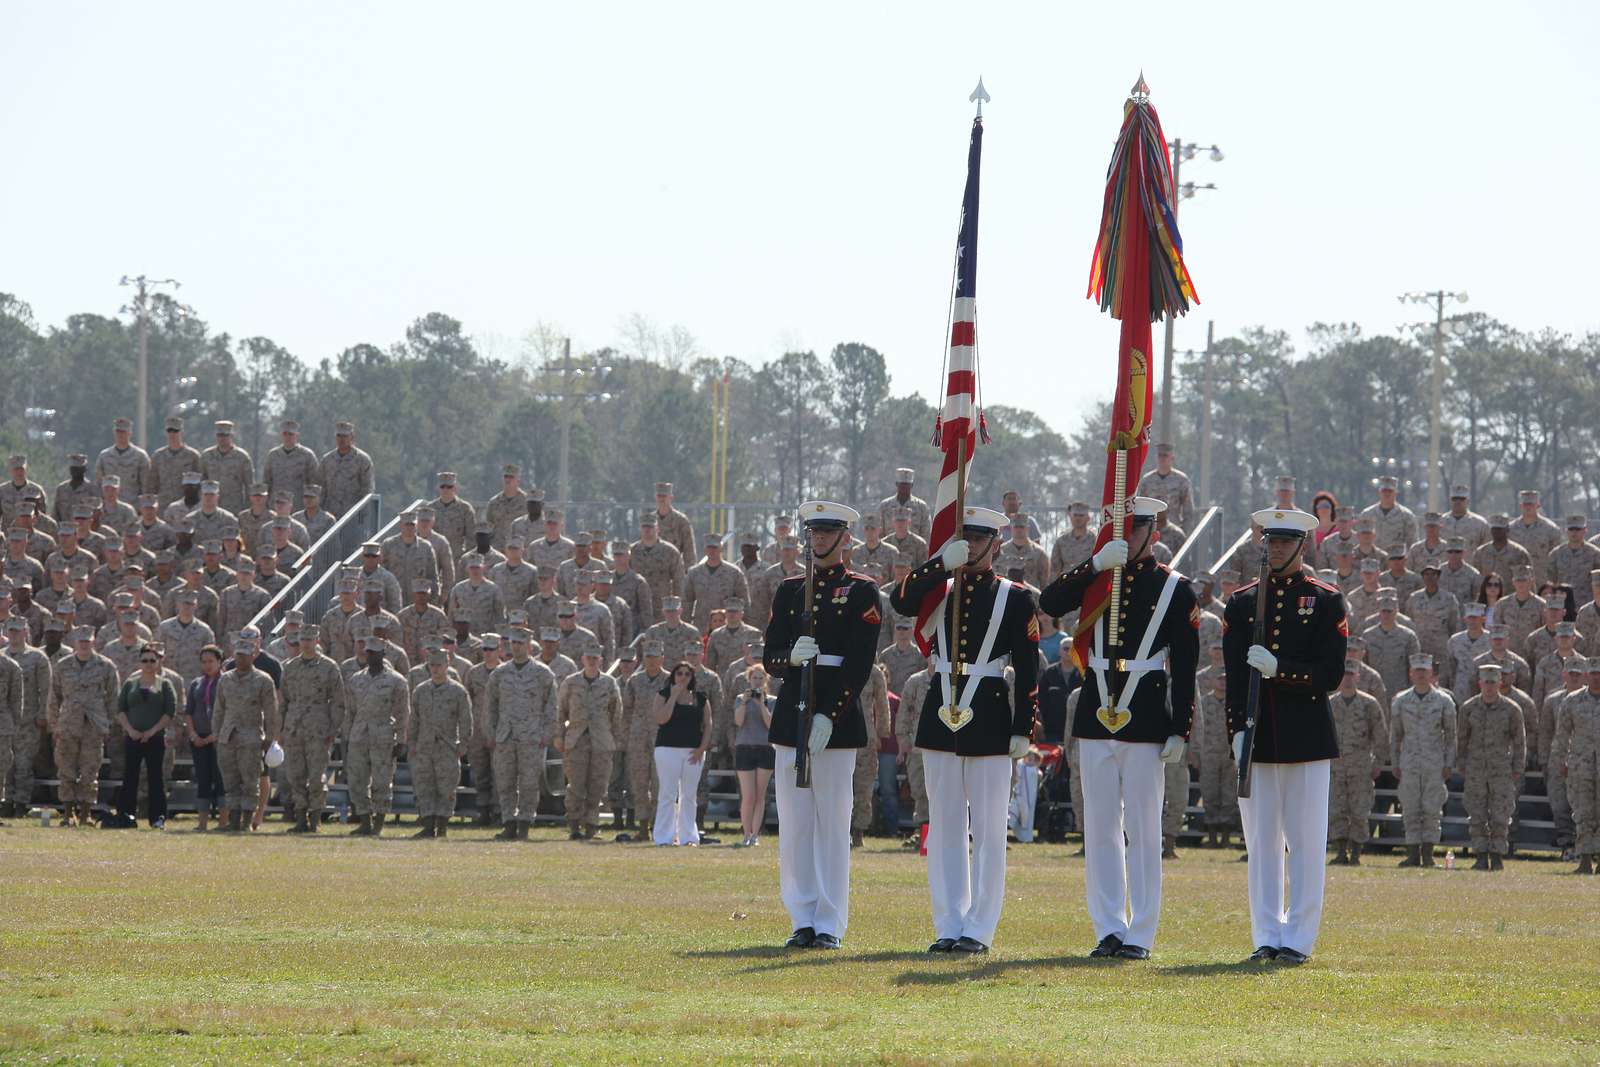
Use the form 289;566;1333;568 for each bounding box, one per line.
1209;527;1253;578
1168;506;1220;572
279;497;429;635
246;494;384;636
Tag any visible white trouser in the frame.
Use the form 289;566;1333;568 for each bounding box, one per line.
652;747;703;846
774;745;855;938
1240;759;1331;954
924;751;1012;945
1079;739;1164;949
1009;760;1040;843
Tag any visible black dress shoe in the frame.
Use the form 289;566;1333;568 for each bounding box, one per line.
1247;946;1279;962
812;933;842;950
1089;934;1124;959
1274;948;1309;965
1113;944;1149;960
927;938;958;953
952;936;989;954
784;927;816;949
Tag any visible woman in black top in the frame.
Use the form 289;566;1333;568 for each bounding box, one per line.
116;643;178;828
652;663;711;846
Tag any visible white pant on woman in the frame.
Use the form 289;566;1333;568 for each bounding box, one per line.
653;746;702;846
1239;759;1331;954
1009;760;1040;843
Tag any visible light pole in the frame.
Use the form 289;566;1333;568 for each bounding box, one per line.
119;275;184;451
1399;289;1468;511
534;340;616;511
1159;139;1223;446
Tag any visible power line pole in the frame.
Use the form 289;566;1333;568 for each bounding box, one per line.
1400;289;1468;512
119;274;183;452
1198;320;1216;506
1159;139;1223;446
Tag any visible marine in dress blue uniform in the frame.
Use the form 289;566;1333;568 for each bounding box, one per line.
889;506;1039;954
1223;507;1348;965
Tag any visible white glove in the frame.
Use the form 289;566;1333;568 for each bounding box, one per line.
1246;644;1278;678
1159;736;1186;764
807;715;833;757
789;636;819;666
1232;732;1246;765
1092;539;1129;573
1008;735;1031;761
940;538;970;570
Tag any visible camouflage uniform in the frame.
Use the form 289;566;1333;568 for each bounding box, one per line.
1390;685;1457;844
878;489;931;542
682;560;749;632
1507;511;1563;563
706;621;762;676
623;667;670;828
1194;670;1238;833
489;559;539;606
749;562;801;635
1548;534;1600;601
486;657;560;824
852;664;891;835
397;600;452;664
1328;685;1388;847
218;582;271;641
262;440;320;507
884;528;929;567
319;438;374;517
639;618;700;667
1406;588;1461;668
897;667;931;826
1457;691;1526;855
381;533;439;601
526;535;575;573
1472;537;1531;585
852;538;900;579
49;650;119;813
213;663;280;813
995;538;1050;590
199;441;254;514
877;641;926;697
318;602;364;663
630;540;685;621
1361;622;1421;701
609;566;654;636
1446;627;1492;703
342;662;410;820
1440;498;1490;555
448;577;506;636
6;638;51;811
1361;501;1418;554
465;654;500;820
280;648;345;816
559;669;623;832
1135;466;1194;530
1439;556;1483;606
408;675;471;820
429;484;477;560
572;599;616;663
1050;527;1098;578
1555;685;1600;860
154;616;214;685
484;482;527;548
96;442;151;497
1496;592;1546;660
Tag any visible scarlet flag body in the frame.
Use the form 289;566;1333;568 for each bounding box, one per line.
914;114;984;655
1071;80;1198;672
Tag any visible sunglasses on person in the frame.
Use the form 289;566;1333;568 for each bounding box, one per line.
140;657;159;665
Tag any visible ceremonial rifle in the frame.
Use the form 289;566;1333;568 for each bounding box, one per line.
1235;540;1271;799
794;541;818;788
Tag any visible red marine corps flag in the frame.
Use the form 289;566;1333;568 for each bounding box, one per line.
1071;75;1198;708
915;79;992;656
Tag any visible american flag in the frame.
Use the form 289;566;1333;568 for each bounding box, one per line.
915;113;984;655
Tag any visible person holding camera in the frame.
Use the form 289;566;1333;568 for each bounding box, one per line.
732;666;775;847
652;663;712;846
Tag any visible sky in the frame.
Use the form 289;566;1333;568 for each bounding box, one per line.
4;2;1597;440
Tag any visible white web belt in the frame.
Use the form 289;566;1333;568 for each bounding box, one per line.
935;577;1013;713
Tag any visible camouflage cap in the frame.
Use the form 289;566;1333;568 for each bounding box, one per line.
113;416;133;431
1276;475;1295;489
642;639;665;657
1387;546;1407;559
135;496;157;510
1557;621;1578;637
579;638;603;657
1520;489;1540;502
44;617;65;633
272;492;292;506
5;528;23;541
1331;541;1354;557
283;609;304;624
101;475;122;489
249;482;269;496
479;633;501;650
412;579;436;594
182;471;203;486
1464;602;1486;617
1489;623;1510;638
362;578;385;593
201;481;221;494
544;509;563;523
464;553;486;569
3;616;25;632
1477;662;1503;679
1409;654;1433;670
338;576;359;593
1420;561;1441;574
427;649;449;666
257;545;278;560
506;535;525;549
1377;475;1398;489
894;616;914;630
724;597;745;611
662;595;682;610
475;521;493;535
611;539;631;553
573;531;592;546
1335;506;1355;521
529;487;545;502
501;463;520;477
1375;591;1399;608
1571;657;1592;674
894;467;914;483
7;454;26;468
1353;517;1375;533
740;531;759;547
1489;513;1510;528
1423;512;1442;525
1446;537;1466;552
1568;515;1589;529
1450;484;1469;498
638;513;657;527
1512;565;1534;580
655;482;673;494
415;506;436;520
574;570;595;586
1359;558;1381;572
202;540;223;554
556;601;576;617
303;484;322;499
280;419;300;433
220;524;242;540
437;472;457;486
70;626;94;642
363;635;387;651
165;416;184;431
335;420;354;435
537;565;557;580
539;627;560;642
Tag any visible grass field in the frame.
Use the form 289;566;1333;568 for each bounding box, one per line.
2;819;1598;1066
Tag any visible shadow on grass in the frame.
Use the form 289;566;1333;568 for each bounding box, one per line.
891;955;1116;986
681;947;935;972
1158;960;1283;977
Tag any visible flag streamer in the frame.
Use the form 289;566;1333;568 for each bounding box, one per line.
1071;76;1198;678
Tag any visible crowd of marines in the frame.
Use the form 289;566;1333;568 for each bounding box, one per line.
1;417;1593;897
